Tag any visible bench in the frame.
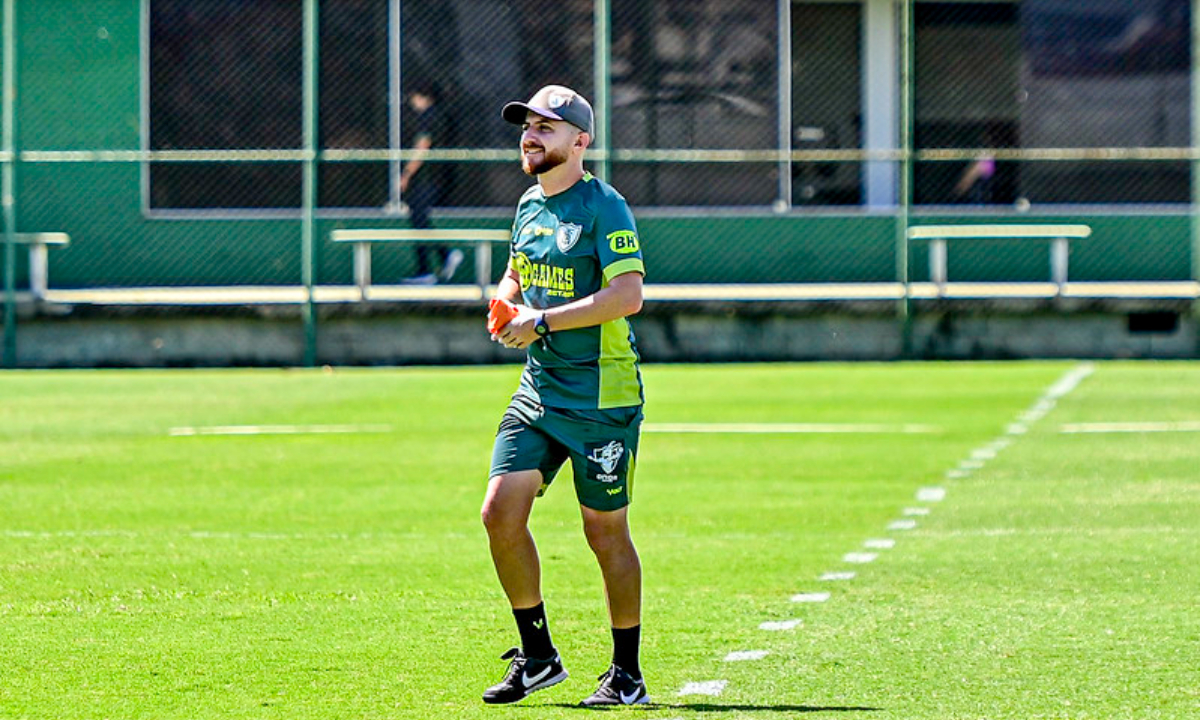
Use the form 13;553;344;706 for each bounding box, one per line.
906;224;1092;296
331;228;510;300
6;232;71;300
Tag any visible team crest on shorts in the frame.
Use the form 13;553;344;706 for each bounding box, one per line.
587;440;625;482
556;223;582;253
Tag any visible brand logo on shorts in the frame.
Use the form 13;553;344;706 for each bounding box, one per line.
588;440;624;474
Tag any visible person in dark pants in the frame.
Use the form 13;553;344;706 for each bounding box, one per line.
400;79;462;284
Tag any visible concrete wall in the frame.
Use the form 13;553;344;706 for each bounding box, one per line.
9;301;1196;368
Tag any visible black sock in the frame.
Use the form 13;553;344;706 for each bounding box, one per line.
612;625;641;679
513;603;554;660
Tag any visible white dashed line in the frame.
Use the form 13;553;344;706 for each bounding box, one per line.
916;487;946;502
887;520;918;531
843;552;878;564
820;571;856;581
169;424;392;437
678;680;728;697
759;619;802;631
724;650;770;662
790;592;831;603
864;538;896;550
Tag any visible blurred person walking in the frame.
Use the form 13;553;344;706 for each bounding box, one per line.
399;79;462;284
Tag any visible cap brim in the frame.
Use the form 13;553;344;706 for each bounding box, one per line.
501;102;563;126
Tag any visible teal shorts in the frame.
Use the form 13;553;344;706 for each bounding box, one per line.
490;394;643;512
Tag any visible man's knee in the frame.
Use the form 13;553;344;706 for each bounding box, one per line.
581;507;633;555
481;471;542;535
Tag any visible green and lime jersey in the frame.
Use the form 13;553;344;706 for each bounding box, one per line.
509;172;645;410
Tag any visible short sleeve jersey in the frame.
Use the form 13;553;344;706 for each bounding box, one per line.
509;172;645;410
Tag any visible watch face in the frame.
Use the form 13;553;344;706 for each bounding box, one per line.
535;317;549;336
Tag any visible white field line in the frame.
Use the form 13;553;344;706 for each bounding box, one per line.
695;364;1098;706
1060;421;1200;434
678;680;728;697
169;424;393;437
820;571;856;581
917;487;947;502
724;650;770;662
1;529;362;541
953;363;1096;475
643;422;940;434
791;592;832;603
842;552;878;564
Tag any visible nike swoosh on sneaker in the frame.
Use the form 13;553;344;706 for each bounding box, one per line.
522;664;554;688
619;687;643;704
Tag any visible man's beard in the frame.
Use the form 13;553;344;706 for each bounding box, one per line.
522;144;570;176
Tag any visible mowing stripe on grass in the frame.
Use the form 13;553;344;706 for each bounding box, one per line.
643;423;940;434
1059;421;1200;434
169;424;393;437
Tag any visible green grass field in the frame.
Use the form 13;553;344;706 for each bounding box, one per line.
1;362;1197;719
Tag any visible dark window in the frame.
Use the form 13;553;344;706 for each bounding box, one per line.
148;0;592;211
610;0;779;207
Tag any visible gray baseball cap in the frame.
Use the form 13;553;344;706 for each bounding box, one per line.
501;85;594;136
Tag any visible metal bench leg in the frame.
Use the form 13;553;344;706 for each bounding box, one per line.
353;242;371;300
475;243;492;292
929;238;948;295
28;244;49;300
1050;237;1069;295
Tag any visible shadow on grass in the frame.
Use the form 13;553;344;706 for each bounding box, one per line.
543;703;880;713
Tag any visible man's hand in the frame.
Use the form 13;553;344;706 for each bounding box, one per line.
491;304;542;349
487;297;519;335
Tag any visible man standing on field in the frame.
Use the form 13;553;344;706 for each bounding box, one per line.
480;85;648;707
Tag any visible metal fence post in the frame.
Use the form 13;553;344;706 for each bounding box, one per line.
897;0;915;357
593;0;610;181
301;0;319;367
2;0;17;368
1192;0;1200;340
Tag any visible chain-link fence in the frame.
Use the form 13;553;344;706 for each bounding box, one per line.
2;0;1199;365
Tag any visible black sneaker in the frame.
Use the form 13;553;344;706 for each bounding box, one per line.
482;647;568;704
580;664;649;707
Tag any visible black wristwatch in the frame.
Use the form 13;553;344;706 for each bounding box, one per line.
534;313;551;338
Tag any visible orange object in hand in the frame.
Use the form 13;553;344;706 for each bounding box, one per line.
487;297;519;334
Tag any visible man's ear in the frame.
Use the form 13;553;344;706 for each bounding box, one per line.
575;132;592;150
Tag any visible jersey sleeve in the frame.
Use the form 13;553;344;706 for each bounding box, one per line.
594;195;645;282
